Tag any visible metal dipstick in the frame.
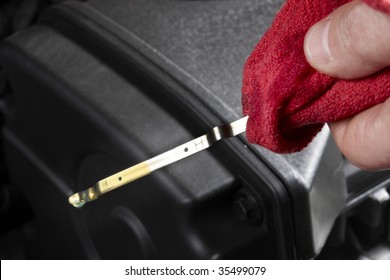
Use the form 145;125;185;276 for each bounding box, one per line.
68;116;248;207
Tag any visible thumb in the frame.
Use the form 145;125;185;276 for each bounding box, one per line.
304;0;390;79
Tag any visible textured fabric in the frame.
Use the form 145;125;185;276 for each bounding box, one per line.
363;0;390;14
242;0;390;153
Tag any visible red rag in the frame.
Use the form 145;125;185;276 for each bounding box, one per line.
242;0;390;153
364;0;390;13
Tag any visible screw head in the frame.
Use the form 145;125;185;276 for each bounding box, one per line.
232;192;263;225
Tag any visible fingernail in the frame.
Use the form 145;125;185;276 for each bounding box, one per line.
305;18;332;65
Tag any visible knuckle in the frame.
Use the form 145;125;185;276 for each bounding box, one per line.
336;1;390;66
336;6;365;62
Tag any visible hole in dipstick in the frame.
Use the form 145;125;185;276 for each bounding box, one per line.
184;147;189;152
118;177;122;181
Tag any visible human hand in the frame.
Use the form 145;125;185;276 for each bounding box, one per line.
304;0;390;170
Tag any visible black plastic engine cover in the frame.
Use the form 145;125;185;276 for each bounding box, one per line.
0;0;372;259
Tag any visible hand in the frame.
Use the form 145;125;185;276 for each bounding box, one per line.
304;0;390;170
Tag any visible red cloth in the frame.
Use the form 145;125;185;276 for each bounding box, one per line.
364;0;390;14
242;0;390;153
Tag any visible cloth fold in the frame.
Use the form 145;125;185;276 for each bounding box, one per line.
242;0;390;153
364;0;390;14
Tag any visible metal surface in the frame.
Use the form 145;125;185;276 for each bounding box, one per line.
69;116;248;207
